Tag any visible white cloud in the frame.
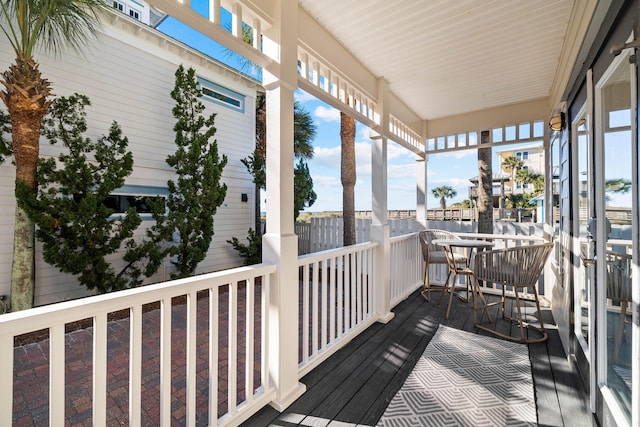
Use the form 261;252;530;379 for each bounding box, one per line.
388;164;418;179
429;177;472;187
313;175;341;187
314;105;340;122
294;89;316;103
432;149;476;160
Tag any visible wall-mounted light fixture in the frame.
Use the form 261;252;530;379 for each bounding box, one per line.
241;193;248;202
549;112;565;131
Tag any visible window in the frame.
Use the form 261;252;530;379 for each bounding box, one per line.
516;152;522;159
523;151;529;160
104;186;168;216
128;8;140;20
104;194;164;214
197;76;245;113
113;0;125;12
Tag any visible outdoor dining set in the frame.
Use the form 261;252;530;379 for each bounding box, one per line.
419;229;553;343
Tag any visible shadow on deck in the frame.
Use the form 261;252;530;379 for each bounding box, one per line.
243;290;593;427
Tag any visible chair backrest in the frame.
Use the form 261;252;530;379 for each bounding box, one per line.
474;242;553;289
418;229;460;261
606;251;632;302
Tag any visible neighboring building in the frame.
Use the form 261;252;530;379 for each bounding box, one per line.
496;143;545;195
0;4;259;305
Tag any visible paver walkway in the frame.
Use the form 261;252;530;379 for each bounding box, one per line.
13;287;261;426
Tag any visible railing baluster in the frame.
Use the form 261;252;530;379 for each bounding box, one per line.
209;286;218;424
312;260;319;357
329;257;336;344
246;277;255;405
130;305;142;425
93;312;107;426
160;298;172;425
337;256;343;337
0;334;12;426
321;258;328;350
229;282;238;415
302;263;309;362
186;291;197;426
50;324;65;425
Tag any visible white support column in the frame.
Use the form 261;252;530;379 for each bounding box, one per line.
416;154;427;228
371;78;393;323
262;0;306;411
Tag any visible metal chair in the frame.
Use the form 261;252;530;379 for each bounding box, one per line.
606;250;632;361
473;242;553;343
418;229;466;303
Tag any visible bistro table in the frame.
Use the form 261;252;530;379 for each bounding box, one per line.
432;239;494;320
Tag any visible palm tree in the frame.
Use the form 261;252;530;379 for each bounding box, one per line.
0;0;107;310
431;185;457;209
515;168;541;193
477;130;493;234
502;155;524;192
340;112;356;246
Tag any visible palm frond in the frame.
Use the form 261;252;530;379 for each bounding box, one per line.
0;0;108;57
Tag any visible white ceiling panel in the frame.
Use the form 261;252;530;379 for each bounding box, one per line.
299;0;575;120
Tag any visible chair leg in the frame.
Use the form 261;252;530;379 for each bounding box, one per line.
533;286;545;332
445;272;458;319
514;288;526;342
437;269;453;305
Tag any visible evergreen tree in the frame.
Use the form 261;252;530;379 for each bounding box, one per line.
17;94;159;293
294;159;317;220
0;111;11;162
150;65;228;279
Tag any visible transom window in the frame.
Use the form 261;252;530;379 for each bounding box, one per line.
197;76;245;113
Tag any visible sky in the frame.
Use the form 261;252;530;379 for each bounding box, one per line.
155;4;541;213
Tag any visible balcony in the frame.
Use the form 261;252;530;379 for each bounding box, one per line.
1;232;589;426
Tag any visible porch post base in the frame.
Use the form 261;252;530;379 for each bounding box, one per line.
377;312;395;324
270;383;307;412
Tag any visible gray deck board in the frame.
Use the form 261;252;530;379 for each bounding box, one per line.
242;288;592;426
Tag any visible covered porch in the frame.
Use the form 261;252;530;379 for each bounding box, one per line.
1;0;636;426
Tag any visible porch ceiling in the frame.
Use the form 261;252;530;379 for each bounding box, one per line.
299;0;587;132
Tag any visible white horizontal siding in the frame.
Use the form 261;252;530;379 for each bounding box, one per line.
0;16;257;305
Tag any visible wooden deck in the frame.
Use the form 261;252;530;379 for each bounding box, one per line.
243;289;594;426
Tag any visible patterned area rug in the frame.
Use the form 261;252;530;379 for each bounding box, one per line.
377;325;536;426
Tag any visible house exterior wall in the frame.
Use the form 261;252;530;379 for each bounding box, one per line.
0;11;258;305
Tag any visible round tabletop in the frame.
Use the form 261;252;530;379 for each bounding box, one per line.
432;239;494;249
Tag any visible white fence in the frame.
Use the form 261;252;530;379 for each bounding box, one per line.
1;264;277;427
297;242;379;376
390;233;422;306
1;223;548;426
297;218;544;255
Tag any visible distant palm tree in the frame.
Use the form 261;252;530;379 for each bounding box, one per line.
0;0;107;311
502;155;524;192
431;185;457;209
515;168;537;189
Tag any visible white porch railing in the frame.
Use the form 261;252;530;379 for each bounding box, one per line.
1;264;277;427
1;229;550;426
390;232;422;306
297;242;378;377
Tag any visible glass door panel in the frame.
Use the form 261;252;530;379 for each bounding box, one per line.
597;50;634;423
574;108;591;351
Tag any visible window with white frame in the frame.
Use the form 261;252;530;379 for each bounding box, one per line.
197;76;245;113
113;0;125;12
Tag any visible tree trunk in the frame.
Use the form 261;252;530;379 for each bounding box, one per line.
340;112;356;246
2;55;52;310
477;130;493;234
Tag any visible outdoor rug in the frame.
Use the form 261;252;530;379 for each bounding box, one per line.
377;325;536;426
